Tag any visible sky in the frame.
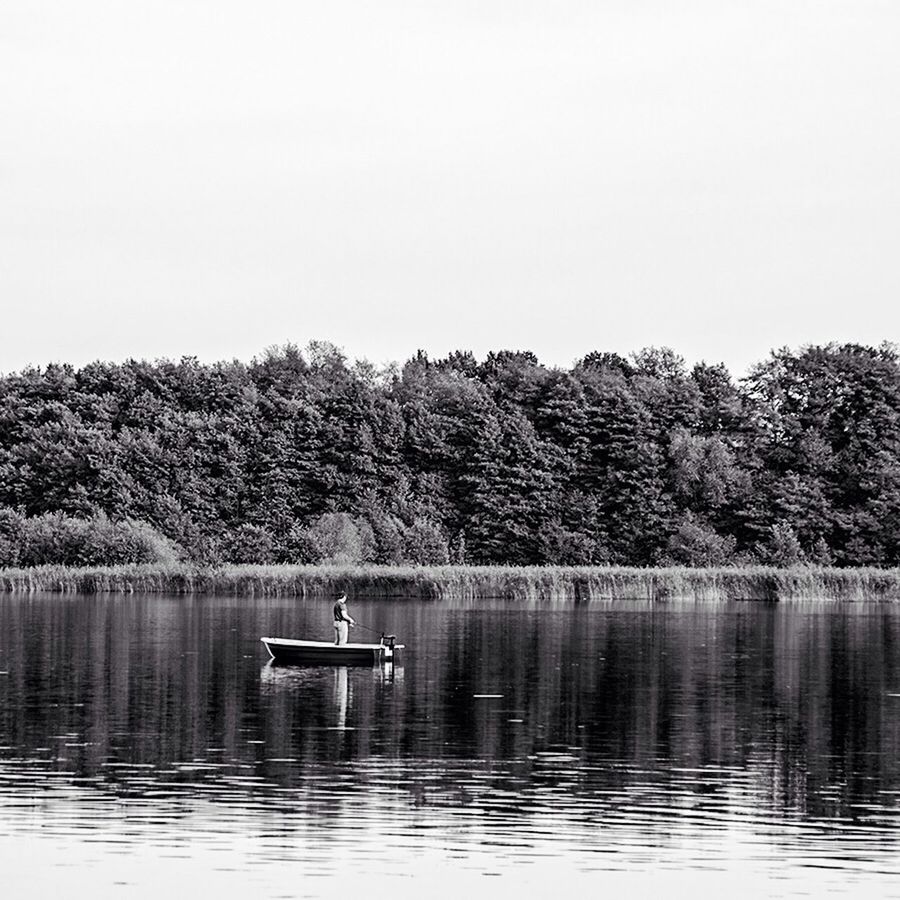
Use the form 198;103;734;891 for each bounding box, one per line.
2;0;899;379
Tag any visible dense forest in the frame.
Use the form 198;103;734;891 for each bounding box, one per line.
1;341;899;569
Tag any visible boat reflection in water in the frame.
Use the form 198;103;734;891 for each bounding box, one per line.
334;665;348;730
259;659;404;735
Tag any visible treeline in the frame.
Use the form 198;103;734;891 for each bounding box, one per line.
1;341;899;568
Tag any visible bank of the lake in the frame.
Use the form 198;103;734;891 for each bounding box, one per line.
2;563;900;601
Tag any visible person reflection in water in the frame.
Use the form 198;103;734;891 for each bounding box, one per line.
333;592;356;645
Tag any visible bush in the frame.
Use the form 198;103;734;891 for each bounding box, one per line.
663;517;737;567
366;511;406;565
292;512;375;565
402;518;449;565
221;524;275;564
757;523;806;567
0;507;183;567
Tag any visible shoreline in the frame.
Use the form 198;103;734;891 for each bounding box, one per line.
2;563;900;601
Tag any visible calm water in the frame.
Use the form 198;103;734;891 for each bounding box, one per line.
2;594;900;899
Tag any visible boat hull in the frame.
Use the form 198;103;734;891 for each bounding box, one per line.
261;637;402;667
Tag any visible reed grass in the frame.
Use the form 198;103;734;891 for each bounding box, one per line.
1;563;900;601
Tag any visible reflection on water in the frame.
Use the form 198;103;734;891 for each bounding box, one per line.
1;594;900;897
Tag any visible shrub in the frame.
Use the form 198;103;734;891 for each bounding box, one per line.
402;518;449;565
663;517;737;567
221;524;276;564
760;523;806;567
0;507;183;566
293;512;375;565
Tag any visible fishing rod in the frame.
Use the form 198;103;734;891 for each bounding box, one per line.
352;621;401;653
353;621;388;637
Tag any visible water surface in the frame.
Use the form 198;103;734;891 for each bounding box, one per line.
1;594;900;898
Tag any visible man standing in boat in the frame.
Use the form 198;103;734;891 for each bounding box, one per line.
333;592;356;645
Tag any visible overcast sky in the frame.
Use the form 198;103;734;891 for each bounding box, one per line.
2;0;898;378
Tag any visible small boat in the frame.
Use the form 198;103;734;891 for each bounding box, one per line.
260;634;404;667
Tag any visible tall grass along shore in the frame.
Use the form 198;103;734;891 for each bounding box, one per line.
2;564;900;602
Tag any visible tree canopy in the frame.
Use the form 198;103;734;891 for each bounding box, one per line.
2;342;899;567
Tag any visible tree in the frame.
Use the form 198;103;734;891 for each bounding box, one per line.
403;519;449;565
221;524;276;564
663;516;737;567
743;344;900;565
571;367;676;564
759;523;806;567
294;513;375;565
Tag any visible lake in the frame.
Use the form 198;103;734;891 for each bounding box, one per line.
2;593;900;898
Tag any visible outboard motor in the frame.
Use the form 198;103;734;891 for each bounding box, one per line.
381;633;397;662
